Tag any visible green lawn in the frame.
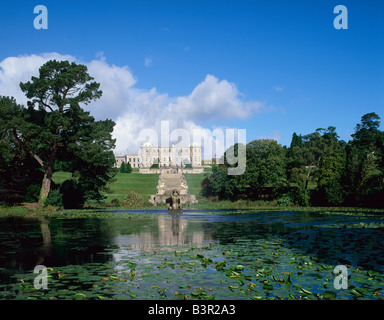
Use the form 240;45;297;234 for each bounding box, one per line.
104;172;159;202
184;173;206;196
52;171;159;203
52;171;72;184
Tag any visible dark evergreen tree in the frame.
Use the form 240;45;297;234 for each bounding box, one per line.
345;113;384;207
126;161;133;173
0;60;117;207
120;162;127;173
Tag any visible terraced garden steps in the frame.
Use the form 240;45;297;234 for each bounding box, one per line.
150;171;198;205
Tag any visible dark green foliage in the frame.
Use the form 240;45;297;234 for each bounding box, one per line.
44;189;63;207
25;184;42;203
286;115;384;207
126;162;132;173
202;141;286;201
244;139;287;197
344;113;384;208
287;132;302;159
120;162;127;173
311;178;344;206
17;60;107;204
277;194;292;207
0;96;45;204
116;161;134;174
201;113;384;208
351;112;381;148
111;198;121;207
60;179;85;209
292;182;310;207
0;60;117;207
202;165;237;200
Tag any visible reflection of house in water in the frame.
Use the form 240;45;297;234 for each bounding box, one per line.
157;216;205;247
113;216;207;251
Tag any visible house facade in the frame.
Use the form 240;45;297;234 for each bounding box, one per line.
115;143;202;169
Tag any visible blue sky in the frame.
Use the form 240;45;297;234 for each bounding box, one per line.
0;0;383;152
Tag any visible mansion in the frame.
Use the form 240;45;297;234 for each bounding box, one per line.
115;143;202;169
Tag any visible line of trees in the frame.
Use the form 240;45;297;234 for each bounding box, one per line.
0;60;117;208
202;112;384;208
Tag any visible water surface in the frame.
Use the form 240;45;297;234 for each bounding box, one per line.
1;209;384;300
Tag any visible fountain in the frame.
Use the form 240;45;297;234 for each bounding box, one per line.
168;189;183;214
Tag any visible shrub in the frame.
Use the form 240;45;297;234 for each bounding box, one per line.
44;189;63;207
124;190;145;207
291;183;310;207
111;198;121;207
25;184;41;203
277;195;292;207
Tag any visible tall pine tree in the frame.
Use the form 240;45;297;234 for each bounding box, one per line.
0;60;117;206
120;162;127;173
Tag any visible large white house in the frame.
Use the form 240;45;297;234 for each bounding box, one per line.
115;143;202;169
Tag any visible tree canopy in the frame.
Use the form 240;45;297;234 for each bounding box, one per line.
201;113;384;208
0;60;117;207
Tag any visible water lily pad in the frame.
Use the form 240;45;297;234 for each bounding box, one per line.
73;293;87;300
263;283;273;290
299;288;313;295
322;291;337;300
350;288;365;297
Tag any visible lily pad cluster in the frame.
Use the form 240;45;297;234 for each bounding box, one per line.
2;236;383;300
1;210;384;300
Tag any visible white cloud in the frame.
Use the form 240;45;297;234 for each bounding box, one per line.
87;56;136;120
168;74;264;122
0;52;136;121
0;52;75;105
0;52;265;157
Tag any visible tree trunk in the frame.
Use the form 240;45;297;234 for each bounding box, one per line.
305;166;312;190
38;143;58;205
39;168;53;205
305;156;322;190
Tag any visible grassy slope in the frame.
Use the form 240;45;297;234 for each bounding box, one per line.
184;173;206;196
52;171;159;203
104;173;159;202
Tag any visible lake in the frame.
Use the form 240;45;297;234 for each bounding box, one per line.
1;209;384;300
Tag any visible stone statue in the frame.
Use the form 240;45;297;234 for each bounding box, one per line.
179;180;188;195
168;189;182;214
